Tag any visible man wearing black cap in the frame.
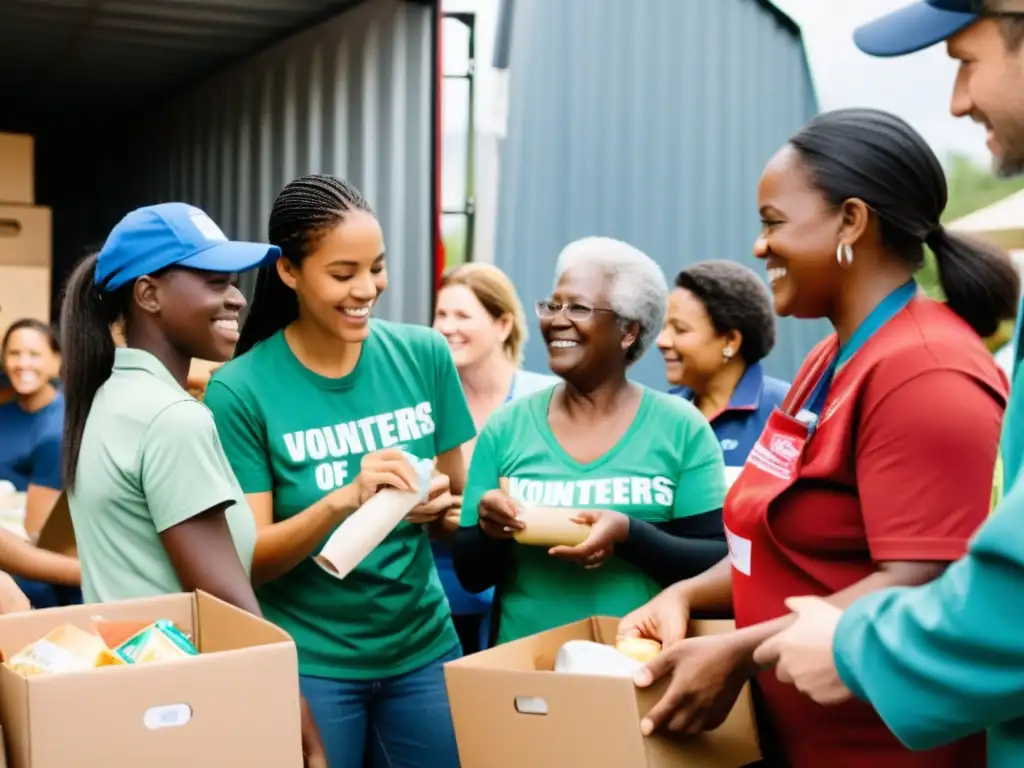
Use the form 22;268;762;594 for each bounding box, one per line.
750;4;1024;768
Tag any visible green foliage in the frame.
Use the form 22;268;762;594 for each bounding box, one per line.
915;152;1024;300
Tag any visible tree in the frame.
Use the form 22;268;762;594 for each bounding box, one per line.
917;152;1024;301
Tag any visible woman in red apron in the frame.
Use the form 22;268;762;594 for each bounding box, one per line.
618;108;1019;768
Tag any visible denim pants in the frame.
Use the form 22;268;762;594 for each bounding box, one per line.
300;644;462;768
12;577;82;609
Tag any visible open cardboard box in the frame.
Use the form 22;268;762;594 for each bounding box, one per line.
445;617;762;768
0;591;302;768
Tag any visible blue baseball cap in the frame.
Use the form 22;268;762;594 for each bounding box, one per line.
94;203;280;291
854;1;980;57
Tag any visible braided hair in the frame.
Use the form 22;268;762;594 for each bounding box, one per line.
236;174;375;355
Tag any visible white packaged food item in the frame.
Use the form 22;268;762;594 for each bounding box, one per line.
553;640;645;678
315;451;434;580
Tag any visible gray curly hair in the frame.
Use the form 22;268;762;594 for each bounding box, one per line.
554;236;668;366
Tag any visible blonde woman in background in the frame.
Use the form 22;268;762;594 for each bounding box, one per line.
432;263;556;653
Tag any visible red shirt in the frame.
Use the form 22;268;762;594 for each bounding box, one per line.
726;298;1006;767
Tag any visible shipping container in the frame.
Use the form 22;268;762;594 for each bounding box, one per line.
0;0;440;326
490;0;825;386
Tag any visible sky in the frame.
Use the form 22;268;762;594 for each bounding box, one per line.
442;0;990;163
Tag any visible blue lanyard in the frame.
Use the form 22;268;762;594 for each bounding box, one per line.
504;372;517;405
801;281;918;425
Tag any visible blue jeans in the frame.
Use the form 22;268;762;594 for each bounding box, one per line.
300;644;462;768
13;577;82;609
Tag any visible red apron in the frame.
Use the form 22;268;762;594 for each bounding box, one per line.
724;339;984;768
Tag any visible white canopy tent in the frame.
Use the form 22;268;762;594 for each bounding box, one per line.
948;188;1024;251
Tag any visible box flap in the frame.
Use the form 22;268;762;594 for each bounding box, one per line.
34;492;75;558
193;591;293;653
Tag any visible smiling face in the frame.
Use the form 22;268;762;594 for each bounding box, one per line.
948;19;1024;177
2;327;58;397
539;266;634;382
656;288;737;390
754;145;846;320
148;269;247;362
280;210;387;344
433;284;510;370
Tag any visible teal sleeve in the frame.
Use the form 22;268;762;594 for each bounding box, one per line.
430;331;476;455
203;379;274;494
833;478;1024;751
461;421;502;527
672;410;726;518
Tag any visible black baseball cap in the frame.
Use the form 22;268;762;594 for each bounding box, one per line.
854;1;981;57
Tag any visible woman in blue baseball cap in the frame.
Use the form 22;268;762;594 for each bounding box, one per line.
59;203;327;768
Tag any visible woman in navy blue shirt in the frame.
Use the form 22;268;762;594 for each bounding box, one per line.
660;261;790;480
0;318;81;607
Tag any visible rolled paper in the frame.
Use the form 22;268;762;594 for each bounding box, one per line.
315;450;434;580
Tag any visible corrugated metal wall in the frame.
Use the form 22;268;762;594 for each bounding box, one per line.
492;0;824;386
41;0;436;324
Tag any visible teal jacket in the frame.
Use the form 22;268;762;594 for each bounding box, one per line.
833;297;1024;768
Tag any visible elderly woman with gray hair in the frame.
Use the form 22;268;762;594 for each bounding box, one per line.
453;237;728;645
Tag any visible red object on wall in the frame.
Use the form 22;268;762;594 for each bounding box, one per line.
433;1;445;291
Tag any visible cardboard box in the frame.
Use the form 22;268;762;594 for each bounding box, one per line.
0;135;33;206
34;491;73;556
0;591;303;768
0;266;51;339
0;205;50;269
445;617;762;768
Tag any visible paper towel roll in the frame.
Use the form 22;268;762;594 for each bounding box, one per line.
315;451;434;581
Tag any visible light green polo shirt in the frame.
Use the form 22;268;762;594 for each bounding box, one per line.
69;348;256;604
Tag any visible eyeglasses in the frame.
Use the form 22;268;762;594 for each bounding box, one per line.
534;300;617;323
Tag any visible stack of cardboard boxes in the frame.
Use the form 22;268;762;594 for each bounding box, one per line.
0;133;52;340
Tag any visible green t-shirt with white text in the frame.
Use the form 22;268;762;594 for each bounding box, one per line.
204;321;475;679
462;386;725;644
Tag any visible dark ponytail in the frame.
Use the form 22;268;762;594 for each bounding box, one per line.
236;174;374;356
926;228;1019;338
59;254;126;490
790;107;1020;338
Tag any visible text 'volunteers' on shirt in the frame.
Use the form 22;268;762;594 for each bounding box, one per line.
204;320;476;680
461;386;726;643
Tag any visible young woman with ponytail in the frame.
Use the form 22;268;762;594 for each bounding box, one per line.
203;175;474;768
616;108;1018;768
60;203;326;767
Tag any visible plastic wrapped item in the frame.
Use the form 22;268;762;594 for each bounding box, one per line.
114;619;198;664
315;450;434;580
5;624;123;678
615;635;662;663
512;506;591;548
553;640;644;678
